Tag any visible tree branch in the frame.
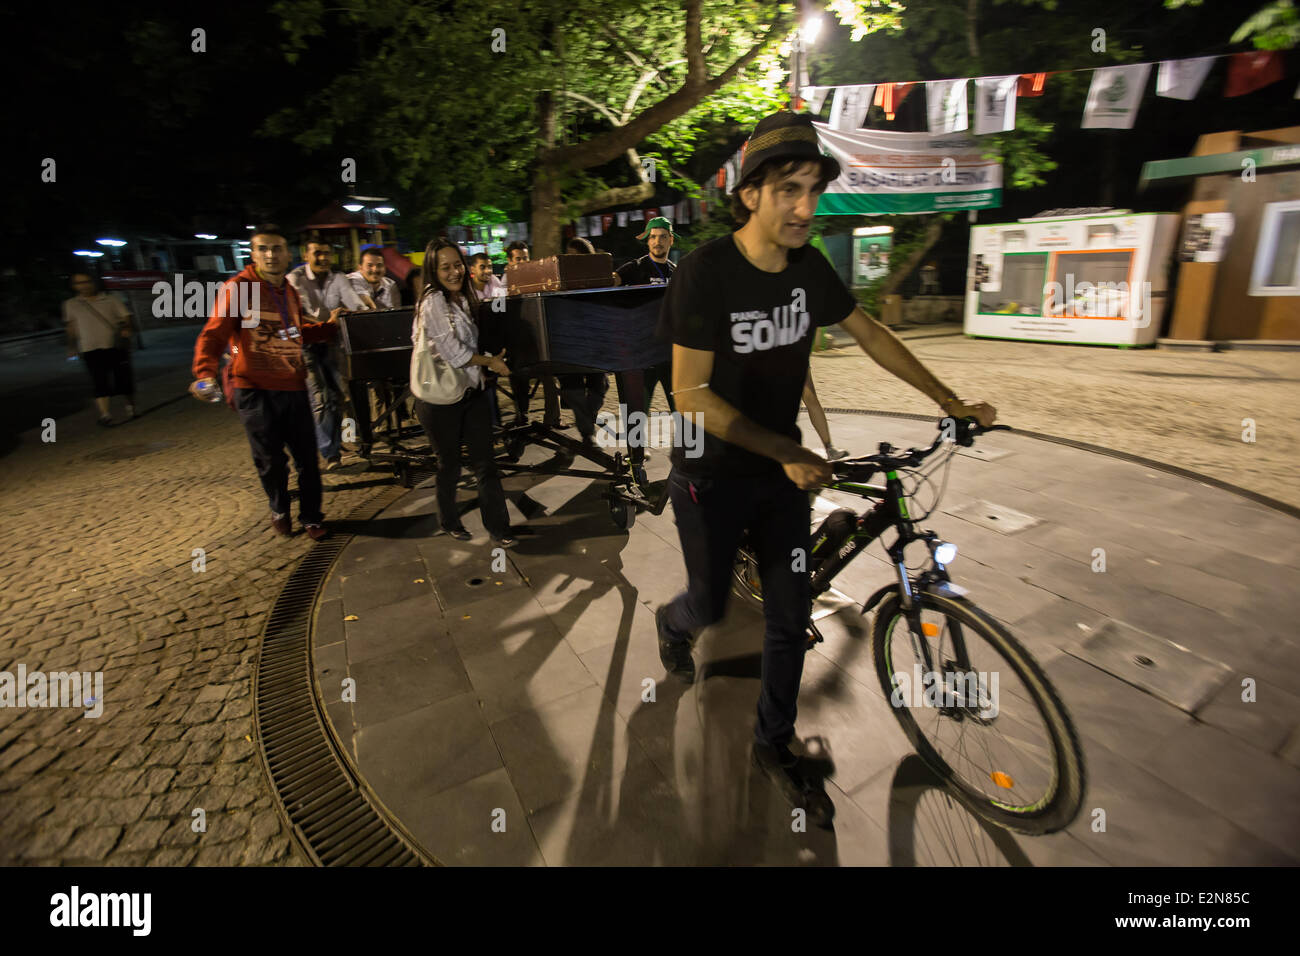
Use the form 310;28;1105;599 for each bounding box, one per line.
566;181;656;218
544;4;789;171
685;0;706;88
562;90;621;126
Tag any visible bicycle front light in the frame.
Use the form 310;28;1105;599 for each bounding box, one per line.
933;542;958;566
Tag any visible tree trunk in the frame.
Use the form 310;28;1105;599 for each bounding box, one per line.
531;87;563;257
880;218;943;298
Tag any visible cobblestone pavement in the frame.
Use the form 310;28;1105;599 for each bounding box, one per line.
0;327;390;865
2;322;1297;865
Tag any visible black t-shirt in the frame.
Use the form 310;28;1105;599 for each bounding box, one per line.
657;234;856;478
617;255;675;287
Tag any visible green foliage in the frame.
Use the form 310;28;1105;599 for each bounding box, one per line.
1232;0;1300;49
265;0;902;239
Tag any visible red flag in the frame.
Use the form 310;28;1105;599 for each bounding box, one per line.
1017;73;1049;97
601;214;614;232
874;82;916;120
1225;51;1284;97
644;207;659;221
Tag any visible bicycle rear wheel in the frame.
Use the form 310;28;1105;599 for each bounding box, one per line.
872;590;1085;835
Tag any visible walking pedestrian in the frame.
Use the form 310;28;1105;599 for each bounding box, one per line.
657;111;996;825
190;224;340;540
411;238;517;546
64;273;136;425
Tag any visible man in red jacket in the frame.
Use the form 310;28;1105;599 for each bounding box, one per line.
190;224;339;540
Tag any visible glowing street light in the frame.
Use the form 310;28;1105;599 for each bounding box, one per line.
374;206;395;215
73;250;104;258
801;16;823;44
95;238;127;247
195;233;218;240
342;203;365;213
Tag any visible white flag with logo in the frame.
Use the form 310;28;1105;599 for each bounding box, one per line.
617;212;628;228
1156;57;1214;100
1082;64;1152;129
974;76;1018;134
589;215;602;237
829;85;874;131
801;86;830;114
576;218;589;238
926;79;969;133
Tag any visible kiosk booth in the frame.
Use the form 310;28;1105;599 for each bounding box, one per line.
964;211;1179;346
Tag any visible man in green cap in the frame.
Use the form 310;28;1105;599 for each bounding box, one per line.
612;216;677;480
654;110;997;827
616;216;676;287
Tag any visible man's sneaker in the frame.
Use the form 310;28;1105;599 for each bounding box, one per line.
97;415;112;427
304;523;328;541
751;740;835;827
492;535;517;548
824;445;849;461
655;605;694;684
125;404;137;420
446;528;472;541
324;456;341;472
271;513;292;536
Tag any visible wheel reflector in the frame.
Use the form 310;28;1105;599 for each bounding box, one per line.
991;771;1014;789
922;622;940;636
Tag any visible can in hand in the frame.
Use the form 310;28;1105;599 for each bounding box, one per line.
195;380;222;403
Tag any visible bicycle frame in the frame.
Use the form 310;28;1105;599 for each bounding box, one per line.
811;470;978;689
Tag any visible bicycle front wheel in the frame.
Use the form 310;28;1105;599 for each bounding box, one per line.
872;590;1085;835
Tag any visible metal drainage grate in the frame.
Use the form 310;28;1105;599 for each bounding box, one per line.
254;475;439;866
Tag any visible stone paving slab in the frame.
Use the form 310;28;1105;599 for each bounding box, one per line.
311;411;1300;866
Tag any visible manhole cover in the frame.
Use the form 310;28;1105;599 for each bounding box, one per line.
1067;619;1231;714
83;440;176;462
944;499;1041;534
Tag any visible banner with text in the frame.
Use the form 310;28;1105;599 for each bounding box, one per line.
813;123;1002;215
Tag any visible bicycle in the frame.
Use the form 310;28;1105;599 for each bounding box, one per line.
731;417;1085;835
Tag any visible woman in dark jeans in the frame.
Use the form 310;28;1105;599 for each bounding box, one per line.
411;239;517;546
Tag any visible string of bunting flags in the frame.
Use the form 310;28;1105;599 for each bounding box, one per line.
800;49;1297;136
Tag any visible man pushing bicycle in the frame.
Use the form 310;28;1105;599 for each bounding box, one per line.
656;111;997;826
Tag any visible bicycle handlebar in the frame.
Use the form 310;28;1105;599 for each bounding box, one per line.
830;418;1010;483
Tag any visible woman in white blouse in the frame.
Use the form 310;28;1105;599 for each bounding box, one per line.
411;239;516;546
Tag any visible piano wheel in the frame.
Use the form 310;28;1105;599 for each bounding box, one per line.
608;492;636;531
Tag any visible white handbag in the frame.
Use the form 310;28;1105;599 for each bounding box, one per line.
410;304;471;405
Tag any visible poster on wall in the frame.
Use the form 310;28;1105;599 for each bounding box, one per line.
1178;213;1235;262
853;233;892;285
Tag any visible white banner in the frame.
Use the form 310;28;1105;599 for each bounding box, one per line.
1157;56;1215;100
814;122;1002;214
974;75;1018;135
1082;64;1152;129
926;79;969;133
829;85;874;131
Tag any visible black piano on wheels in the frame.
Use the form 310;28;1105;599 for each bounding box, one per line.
335;285;673;528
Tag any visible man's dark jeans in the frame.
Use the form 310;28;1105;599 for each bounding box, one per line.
614;361;674;465
233;387;323;524
662;467;810;749
414;387;510;538
303;342;344;459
